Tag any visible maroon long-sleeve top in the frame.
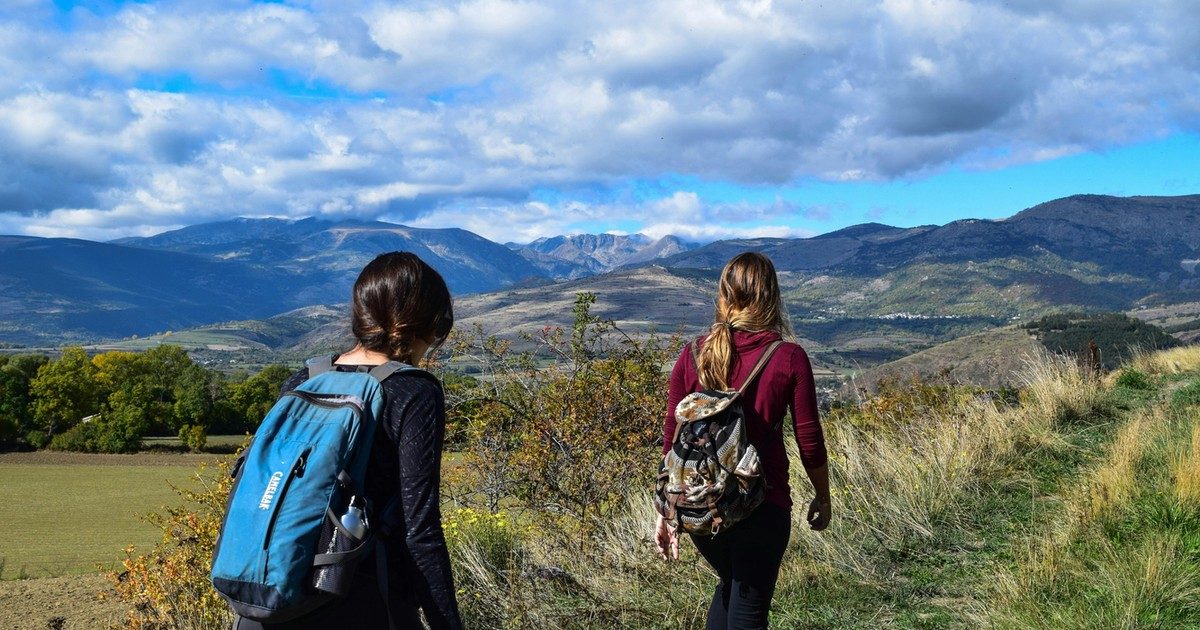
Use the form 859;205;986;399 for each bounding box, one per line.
663;329;827;510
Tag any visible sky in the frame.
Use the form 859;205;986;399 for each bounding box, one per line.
1;0;1199;244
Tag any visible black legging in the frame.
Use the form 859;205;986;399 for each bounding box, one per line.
689;503;792;630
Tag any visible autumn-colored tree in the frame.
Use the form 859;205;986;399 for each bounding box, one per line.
448;293;679;547
110;457;236;629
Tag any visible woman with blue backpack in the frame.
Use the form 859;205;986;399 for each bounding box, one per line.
655;251;831;630
219;252;463;629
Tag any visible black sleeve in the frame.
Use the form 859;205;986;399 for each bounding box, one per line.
385;376;463;630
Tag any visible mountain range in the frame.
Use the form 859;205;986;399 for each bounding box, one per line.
0;219;692;345
2;194;1199;352
659;194;1200;318
513;233;696;278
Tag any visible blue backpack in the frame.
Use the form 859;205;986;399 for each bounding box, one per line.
211;356;421;624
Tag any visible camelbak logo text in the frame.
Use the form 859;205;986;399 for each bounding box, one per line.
258;471;284;510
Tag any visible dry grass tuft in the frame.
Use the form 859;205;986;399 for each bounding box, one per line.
1172;423;1200;506
1111;536;1200;627
1019;351;1105;427
1072;409;1161;523
1134;346;1200;376
989;535;1200;629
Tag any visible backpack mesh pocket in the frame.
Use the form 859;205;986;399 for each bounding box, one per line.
311;510;370;598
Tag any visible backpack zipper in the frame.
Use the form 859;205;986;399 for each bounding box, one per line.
283;390;366;416
280;389;368;475
261;445;313;551
257;392;366;557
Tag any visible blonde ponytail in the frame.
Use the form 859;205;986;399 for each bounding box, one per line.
696;253;791;390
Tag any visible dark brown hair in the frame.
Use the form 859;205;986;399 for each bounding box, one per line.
696;251;792;389
350;251;454;365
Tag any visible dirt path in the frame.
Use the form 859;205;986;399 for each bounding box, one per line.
0;574;125;630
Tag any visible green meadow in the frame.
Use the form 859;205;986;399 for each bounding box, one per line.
0;456;207;579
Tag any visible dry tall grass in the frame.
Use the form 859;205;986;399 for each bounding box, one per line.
1019;351;1107;427
1172;423;1200;505
985;348;1200;628
1073;408;1162;523
1134;345;1200;376
788;352;1102;584
990;535;1200;629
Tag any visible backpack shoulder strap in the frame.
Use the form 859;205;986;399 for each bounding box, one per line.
367;361;409;383
368;362;439;388
735;340;784;396
305;357;435;386
305;354;336;378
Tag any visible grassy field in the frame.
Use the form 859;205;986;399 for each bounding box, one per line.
0;453;212;579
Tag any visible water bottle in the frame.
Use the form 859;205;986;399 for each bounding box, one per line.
340;496;367;540
312;495;367;596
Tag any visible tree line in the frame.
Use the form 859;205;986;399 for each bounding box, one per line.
0;346;293;453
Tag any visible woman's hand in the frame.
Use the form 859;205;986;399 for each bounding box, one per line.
804;462;832;532
806;498;832;531
655;514;679;560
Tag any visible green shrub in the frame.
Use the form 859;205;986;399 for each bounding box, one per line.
47;423;93;451
1114;368;1155;391
24;430;49;448
179;424;208;452
49;419;141;453
1172;380;1200;409
47;404;147;453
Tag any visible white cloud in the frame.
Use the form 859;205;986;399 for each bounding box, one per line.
0;0;1198;239
402;191;820;243
641;222;815;242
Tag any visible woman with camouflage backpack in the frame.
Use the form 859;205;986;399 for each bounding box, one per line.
656;251;831;630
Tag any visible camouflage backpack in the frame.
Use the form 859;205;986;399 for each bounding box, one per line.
655;340;782;536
